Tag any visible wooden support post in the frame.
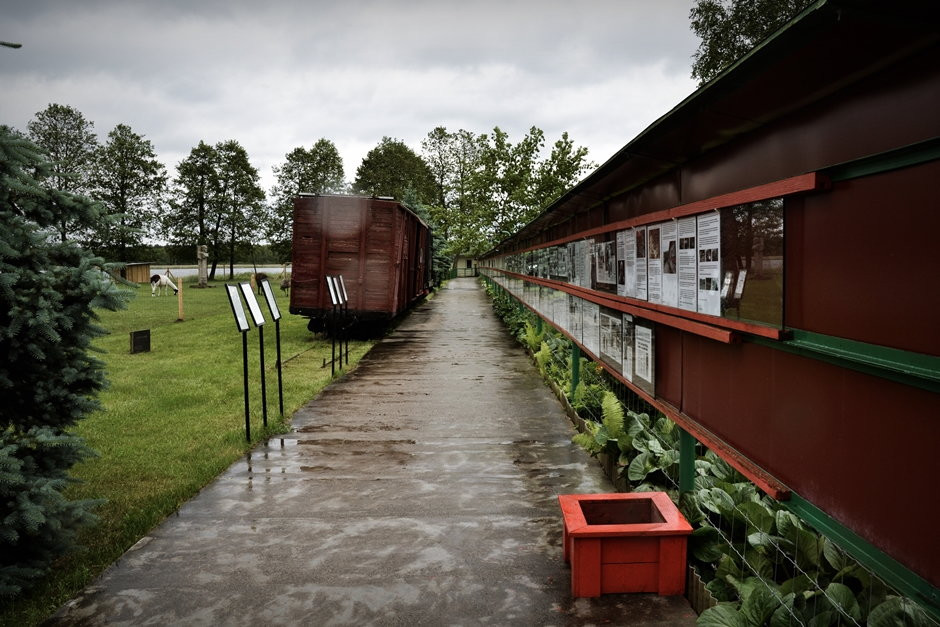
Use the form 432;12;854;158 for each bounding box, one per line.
177;278;184;321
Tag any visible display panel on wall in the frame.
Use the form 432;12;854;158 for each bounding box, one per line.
491;198;784;329
482;272;657;398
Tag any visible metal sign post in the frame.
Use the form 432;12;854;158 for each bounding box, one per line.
239;283;267;428
225;284;252;441
259;278;284;418
326;276;341;377
338;275;350;365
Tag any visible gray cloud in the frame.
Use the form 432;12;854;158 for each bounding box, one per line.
1;0;699;190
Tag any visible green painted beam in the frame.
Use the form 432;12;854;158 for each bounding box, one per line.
750;330;940;393
570;342;581;396
679;429;696;495
783;493;940;623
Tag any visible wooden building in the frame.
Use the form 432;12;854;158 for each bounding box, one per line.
479;0;939;605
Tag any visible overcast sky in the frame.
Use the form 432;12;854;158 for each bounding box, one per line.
2;1;700;192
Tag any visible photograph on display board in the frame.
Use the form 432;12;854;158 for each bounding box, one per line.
697;212;721;316
551;245;569;281
581;239;595;289
661;220;678;307
599;307;624;373
565;294;583;344
567;294;583;345
678;216;697;311
567;242;578;286
595;240;617;285
647;225;663;304
553;288;567;325
719;199;783;326
622;313;635;382
582;300;600;357
633;321;655;395
623;227;636;299
616;229;627;297
635;226;648;300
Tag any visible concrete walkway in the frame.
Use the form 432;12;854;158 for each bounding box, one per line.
50;278;695;626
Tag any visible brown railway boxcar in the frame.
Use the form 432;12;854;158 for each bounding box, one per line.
289;194;431;332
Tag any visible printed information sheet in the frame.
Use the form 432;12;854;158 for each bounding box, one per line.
634;323;653;385
622;313;635;382
647;224;663;304
583;300;600;357
697;213;721;316
595;240;617;285
599;309;624;372
661;220;678;308
635;226;648;301
567;294;583;344
678;216;697;311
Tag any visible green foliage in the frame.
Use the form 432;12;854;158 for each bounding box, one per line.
26;103;99;242
266;139;345;262
0;128;128;598
87;123;167;261
690;0;811;84
354;136;436;205
420;126;593;258
521;320;544;353
481;279;935;626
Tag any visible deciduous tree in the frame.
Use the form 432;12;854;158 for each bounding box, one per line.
267;139;344;261
690;0;810;84
353;137;436;205
88;124;166;260
26;103;99;241
213;140;265;279
165;140;220;253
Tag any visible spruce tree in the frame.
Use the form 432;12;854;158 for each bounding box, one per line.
0;127;127;597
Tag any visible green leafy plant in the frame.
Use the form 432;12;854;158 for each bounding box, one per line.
482;283;936;626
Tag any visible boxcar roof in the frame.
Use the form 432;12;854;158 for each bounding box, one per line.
295;193;431;231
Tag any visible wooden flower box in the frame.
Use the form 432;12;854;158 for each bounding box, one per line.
558;492;692;598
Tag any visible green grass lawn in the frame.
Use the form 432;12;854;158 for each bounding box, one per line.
0;276;373;626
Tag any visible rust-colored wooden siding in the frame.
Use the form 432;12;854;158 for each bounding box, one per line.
289;195;429;322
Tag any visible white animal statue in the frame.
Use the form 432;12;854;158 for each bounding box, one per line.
150;270;179;297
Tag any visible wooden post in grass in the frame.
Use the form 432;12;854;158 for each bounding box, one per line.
177;278;184;321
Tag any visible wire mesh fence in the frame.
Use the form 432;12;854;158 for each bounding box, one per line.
480;276;938;626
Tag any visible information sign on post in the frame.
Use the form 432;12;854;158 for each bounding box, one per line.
239;283;269;428
259;279;284;418
337;275;350;365
225;284;252;441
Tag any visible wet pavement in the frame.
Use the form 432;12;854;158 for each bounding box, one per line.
49;278;696;626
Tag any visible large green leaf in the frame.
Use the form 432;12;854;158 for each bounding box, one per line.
769;593;798;627
824;582;861;622
736;501;774;534
626;412;650;438
698;604;747;627
867;595;933;627
699;487;736;517
740;584;782;627
691;525;724;562
821;537;849;572
627;452;652;481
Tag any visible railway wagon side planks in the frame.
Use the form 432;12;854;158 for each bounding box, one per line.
289;194;431;332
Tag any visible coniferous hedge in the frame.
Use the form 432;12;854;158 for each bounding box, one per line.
0;128;127;597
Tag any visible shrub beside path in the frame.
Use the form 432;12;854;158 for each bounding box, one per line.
49;278;695;625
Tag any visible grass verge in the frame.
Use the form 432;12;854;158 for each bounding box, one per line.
0;276;373;626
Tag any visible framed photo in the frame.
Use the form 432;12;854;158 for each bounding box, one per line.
239;283;266;327
259;279;282;321
225;284;250;332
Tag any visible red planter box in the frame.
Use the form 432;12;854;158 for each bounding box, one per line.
558;492;692;598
